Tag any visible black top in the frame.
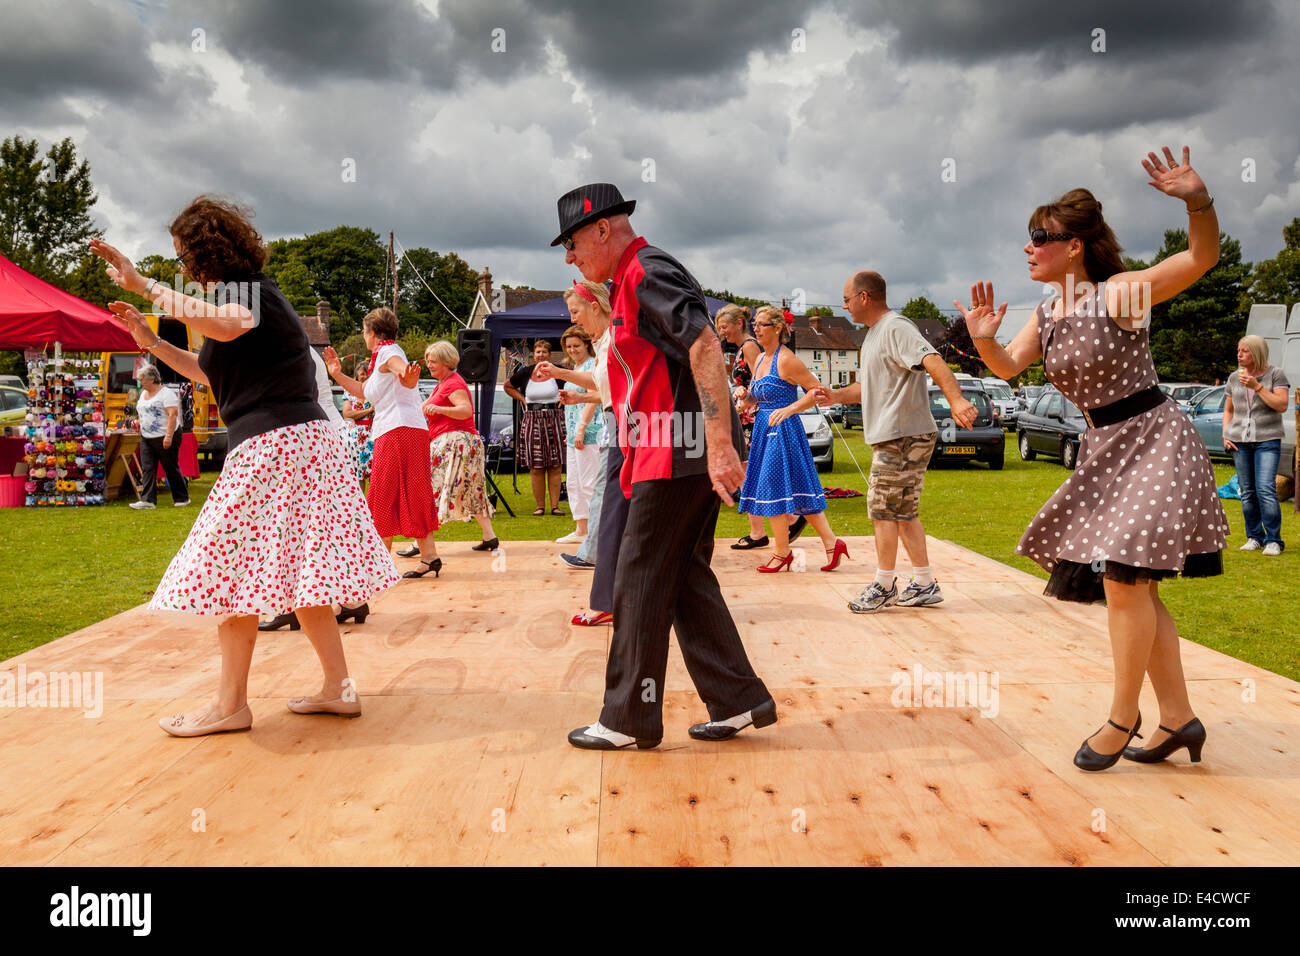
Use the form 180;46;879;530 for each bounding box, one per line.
196;274;326;451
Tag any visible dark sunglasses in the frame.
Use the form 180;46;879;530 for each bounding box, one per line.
1029;228;1075;246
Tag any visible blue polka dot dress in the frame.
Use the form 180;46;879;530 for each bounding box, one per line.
739;344;826;517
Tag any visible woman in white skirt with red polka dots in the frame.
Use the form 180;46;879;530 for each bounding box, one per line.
90;196;400;738
957;146;1227;773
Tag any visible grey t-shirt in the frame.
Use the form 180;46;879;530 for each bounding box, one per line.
1224;365;1290;442
859;311;939;445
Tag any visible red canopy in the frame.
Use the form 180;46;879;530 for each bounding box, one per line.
0;252;137;351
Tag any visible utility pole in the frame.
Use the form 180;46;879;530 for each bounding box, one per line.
389;231;399;316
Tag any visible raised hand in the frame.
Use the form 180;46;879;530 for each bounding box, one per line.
90;239;145;295
398;361;420;389
107;301;156;349
534;360;556;381
322;346;342;377
1141;146;1210;205
953;281;1007;340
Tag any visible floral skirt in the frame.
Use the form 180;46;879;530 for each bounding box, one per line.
430;430;495;524
149;420;400;616
336;420;370;482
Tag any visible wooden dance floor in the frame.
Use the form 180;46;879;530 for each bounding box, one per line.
3;536;1297;866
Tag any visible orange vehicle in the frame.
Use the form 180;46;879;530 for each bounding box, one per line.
100;312;227;464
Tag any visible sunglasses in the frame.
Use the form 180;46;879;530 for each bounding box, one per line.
1029;228;1075;246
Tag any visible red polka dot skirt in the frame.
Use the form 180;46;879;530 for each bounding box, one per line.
368;426;439;539
150;420;401;616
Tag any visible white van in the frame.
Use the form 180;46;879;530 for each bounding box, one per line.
982;377;1018;428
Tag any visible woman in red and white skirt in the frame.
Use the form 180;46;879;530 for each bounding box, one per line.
503;340;567;515
90;196;400;737
325;308;441;579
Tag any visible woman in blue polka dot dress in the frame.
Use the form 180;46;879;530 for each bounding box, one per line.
956;146;1227;772
738;307;848;573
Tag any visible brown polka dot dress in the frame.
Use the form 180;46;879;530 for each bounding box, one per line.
1016;285;1228;603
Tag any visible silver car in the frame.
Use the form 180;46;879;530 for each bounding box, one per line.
801;407;834;472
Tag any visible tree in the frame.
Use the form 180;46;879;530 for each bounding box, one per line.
1145;230;1250;382
0;136;99;281
700;287;766;311
934;315;983;375
900;295;948;327
1248;216;1300;311
396;246;479;338
263;226;387;333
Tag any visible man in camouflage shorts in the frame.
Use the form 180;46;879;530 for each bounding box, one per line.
819;271;975;613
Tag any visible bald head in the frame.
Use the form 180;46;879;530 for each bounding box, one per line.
850;271;886;300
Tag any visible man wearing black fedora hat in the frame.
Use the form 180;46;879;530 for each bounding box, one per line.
550;182;777;750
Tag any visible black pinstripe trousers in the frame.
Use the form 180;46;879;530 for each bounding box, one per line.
597;471;771;739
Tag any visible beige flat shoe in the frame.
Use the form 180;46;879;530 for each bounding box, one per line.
159;703;252;737
287;678;361;717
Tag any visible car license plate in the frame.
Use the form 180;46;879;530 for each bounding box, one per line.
943;445;976;454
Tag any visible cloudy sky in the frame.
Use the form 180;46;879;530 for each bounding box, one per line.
5;0;1298;328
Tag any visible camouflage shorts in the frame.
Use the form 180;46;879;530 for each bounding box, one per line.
868;433;937;521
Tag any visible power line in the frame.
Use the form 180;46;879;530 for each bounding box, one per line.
392;234;465;327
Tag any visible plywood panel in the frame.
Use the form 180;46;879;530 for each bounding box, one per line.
1;536;1295;867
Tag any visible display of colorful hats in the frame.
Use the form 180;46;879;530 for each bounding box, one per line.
21;357;106;507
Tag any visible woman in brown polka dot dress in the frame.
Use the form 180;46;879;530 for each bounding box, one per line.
956;146;1227;772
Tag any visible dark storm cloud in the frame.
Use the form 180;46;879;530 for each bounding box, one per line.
0;0;159;111
847;0;1278;64
164;0;464;87
526;0;824;107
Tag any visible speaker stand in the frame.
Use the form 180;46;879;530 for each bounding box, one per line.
473;381;515;518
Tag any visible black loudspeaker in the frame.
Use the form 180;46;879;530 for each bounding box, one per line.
457;328;493;384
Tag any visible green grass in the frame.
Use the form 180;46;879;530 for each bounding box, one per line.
1;432;1296;680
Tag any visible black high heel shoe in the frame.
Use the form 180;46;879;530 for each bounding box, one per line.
258;611;300;631
471;537;499;552
1122;717;1206;764
335;603;369;625
395;543;420;558
402;558;442;579
1073;713;1142;772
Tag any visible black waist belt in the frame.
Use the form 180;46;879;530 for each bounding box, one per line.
527;402;560;411
1081;385;1167;428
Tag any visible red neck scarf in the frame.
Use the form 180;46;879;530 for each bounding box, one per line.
366;341;396;377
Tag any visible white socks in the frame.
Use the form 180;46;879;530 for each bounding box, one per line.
912;566;934;586
874;568;896;588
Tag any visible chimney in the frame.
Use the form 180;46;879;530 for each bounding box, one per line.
477;267;493;305
316;300;330;325
809;314;821;333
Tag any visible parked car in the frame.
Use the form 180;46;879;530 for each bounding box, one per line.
1018;384;1046;411
1159;382;1210;407
1184;385;1230;460
0;385;28;425
928;386;1004;469
841;403;863;429
1017;388;1086;469
982;378;1018;428
330;385;348;413
823;403;848;424
0;374;25;390
801;406;834;472
485;384;516;472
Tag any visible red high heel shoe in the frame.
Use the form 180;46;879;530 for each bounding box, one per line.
757;551;794;573
821;539;849;571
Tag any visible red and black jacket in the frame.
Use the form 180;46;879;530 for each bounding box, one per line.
606;237;743;496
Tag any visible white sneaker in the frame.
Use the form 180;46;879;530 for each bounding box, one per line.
1239;539;1262;551
173;499;191;507
1262;542;1283;556
129;501;156;510
555;531;586;544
